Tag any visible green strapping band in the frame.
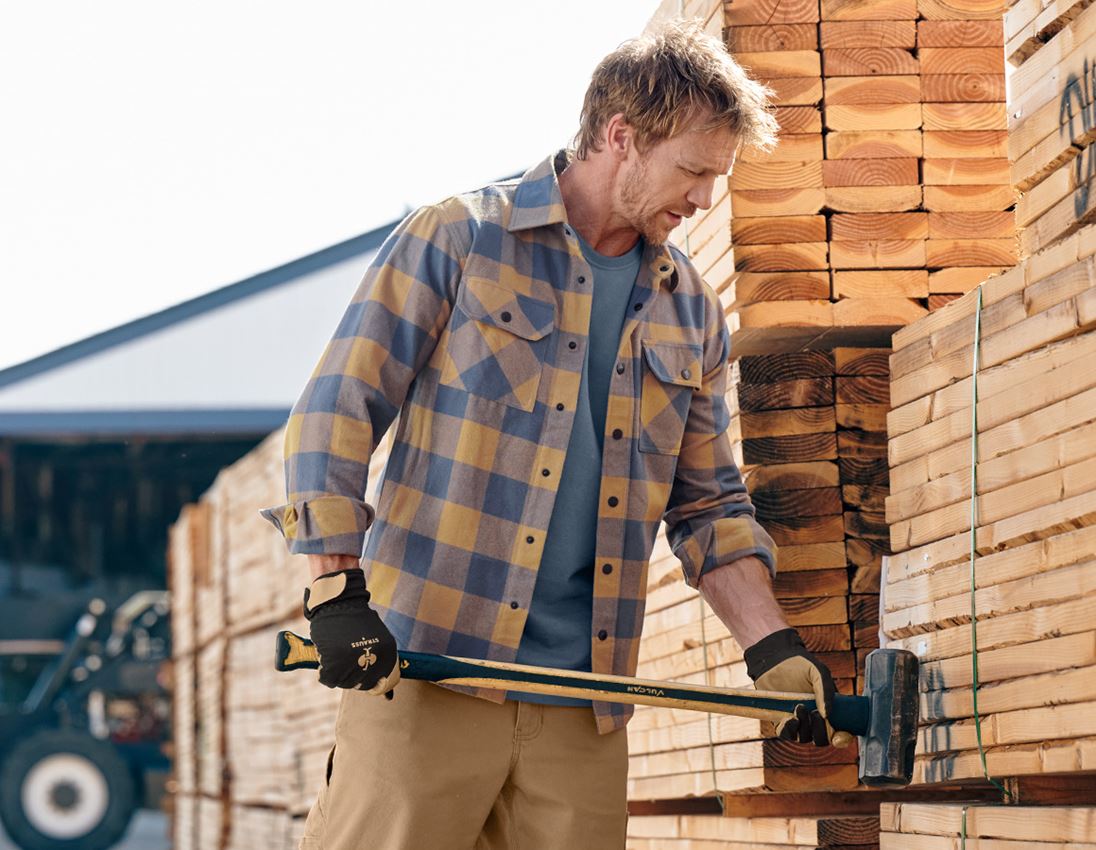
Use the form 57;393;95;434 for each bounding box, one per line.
968;285;1012;802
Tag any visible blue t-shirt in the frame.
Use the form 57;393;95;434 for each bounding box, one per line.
511;232;643;704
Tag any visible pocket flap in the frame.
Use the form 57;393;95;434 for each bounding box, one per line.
642;341;703;390
459;277;554;341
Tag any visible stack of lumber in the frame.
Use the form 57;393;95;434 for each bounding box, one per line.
882;222;1096;785
1008;0;1096;257
708;0;1017;356
880;802;1096;849
627;345;901;801
627;813;880;849
168;429;389;847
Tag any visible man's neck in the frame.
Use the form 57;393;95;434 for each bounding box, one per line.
558;157;641;257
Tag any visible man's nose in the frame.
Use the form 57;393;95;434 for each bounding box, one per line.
687;179;715;212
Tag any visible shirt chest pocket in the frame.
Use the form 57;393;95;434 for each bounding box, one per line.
440;276;556;412
638;340;703;456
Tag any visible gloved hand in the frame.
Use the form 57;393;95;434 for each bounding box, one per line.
304;569;400;696
744;628;850;748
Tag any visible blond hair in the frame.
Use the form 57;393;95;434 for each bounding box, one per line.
574;20;779;159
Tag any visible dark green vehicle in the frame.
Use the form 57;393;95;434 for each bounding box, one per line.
0;586;170;850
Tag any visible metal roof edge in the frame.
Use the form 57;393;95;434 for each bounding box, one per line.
0;218;399;390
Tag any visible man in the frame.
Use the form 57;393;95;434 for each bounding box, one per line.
262;21;841;850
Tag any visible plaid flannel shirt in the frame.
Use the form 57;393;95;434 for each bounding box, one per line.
262;150;777;732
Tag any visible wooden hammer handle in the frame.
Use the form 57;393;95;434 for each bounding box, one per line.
275;630;870;733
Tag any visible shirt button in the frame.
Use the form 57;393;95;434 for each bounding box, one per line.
564;226;573;237
659;265;670;273
510;601;519;609
602;563;613;575
681;368;692;380
500;311;512;323
556;402;565;411
607;496;619;507
615;363;625;375
526;535;535;544
541;468;550;477
612;428;623;440
568;340;578;350
577;275;586;284
597;629;608;641
633;303;643;312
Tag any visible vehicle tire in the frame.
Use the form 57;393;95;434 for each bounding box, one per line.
0;729;135;850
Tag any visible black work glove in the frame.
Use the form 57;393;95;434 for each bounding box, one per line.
304;569;400;695
744;628;850;748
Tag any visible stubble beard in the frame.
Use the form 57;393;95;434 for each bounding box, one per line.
619;157;670;246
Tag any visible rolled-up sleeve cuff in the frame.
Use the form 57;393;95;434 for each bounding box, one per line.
259;495;375;556
676;516;778;588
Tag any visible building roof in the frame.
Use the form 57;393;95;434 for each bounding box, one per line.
0;219;398;437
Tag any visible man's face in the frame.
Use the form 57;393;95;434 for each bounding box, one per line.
616;124;738;245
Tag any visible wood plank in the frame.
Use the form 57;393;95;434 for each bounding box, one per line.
738;351;835;383
758;488;841;521
883;802;1096;843
738;377;834;411
825;75;921;104
822;158;919;186
836;375;890;404
923;184;1016;211
830;240;926;268
732;215;827;244
722;271;830;305
831;212;927;240
917;0;1009;20
730;188;826;217
821;20;917;47
734;243;829;271
731;160;824;190
739;133;823;162
825;129;922;159
928;266;1008;293
822;0;917;19
825;103;923;130
763;515;848;546
822;48;920;76
921;75;1005;102
725;0;820;25
831;296;928;326
768;77;824;106
922;102;1006;131
923;157;1010;185
832;270;928;298
726;24;819;52
738;406;836;439
774;105;823;133
742;432;838;465
925;238;1018;266
744;460;840;490
836;403;889;430
735;50;822;79
825;186;923;212
923;130;1008;159
927;211;1014;239
917;18;1004;46
919;48;1004;75
834;348;891;375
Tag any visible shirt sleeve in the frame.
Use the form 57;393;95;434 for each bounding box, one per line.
662;286;778;588
260;203;465;555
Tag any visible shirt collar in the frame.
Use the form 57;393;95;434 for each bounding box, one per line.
510;149;679;291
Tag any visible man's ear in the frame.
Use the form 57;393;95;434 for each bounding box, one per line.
603;113;633;161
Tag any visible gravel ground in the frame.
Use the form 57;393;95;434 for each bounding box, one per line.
0;809;169;850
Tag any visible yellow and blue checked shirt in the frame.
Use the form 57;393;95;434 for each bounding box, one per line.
262;150;777;732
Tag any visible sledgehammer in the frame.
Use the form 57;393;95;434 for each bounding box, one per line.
275;630;918;786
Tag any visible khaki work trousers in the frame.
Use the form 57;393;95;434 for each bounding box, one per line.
299;679;629;850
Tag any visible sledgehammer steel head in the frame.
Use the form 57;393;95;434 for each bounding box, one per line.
858;648;920;787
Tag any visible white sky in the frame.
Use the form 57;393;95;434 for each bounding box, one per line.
0;1;658;372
